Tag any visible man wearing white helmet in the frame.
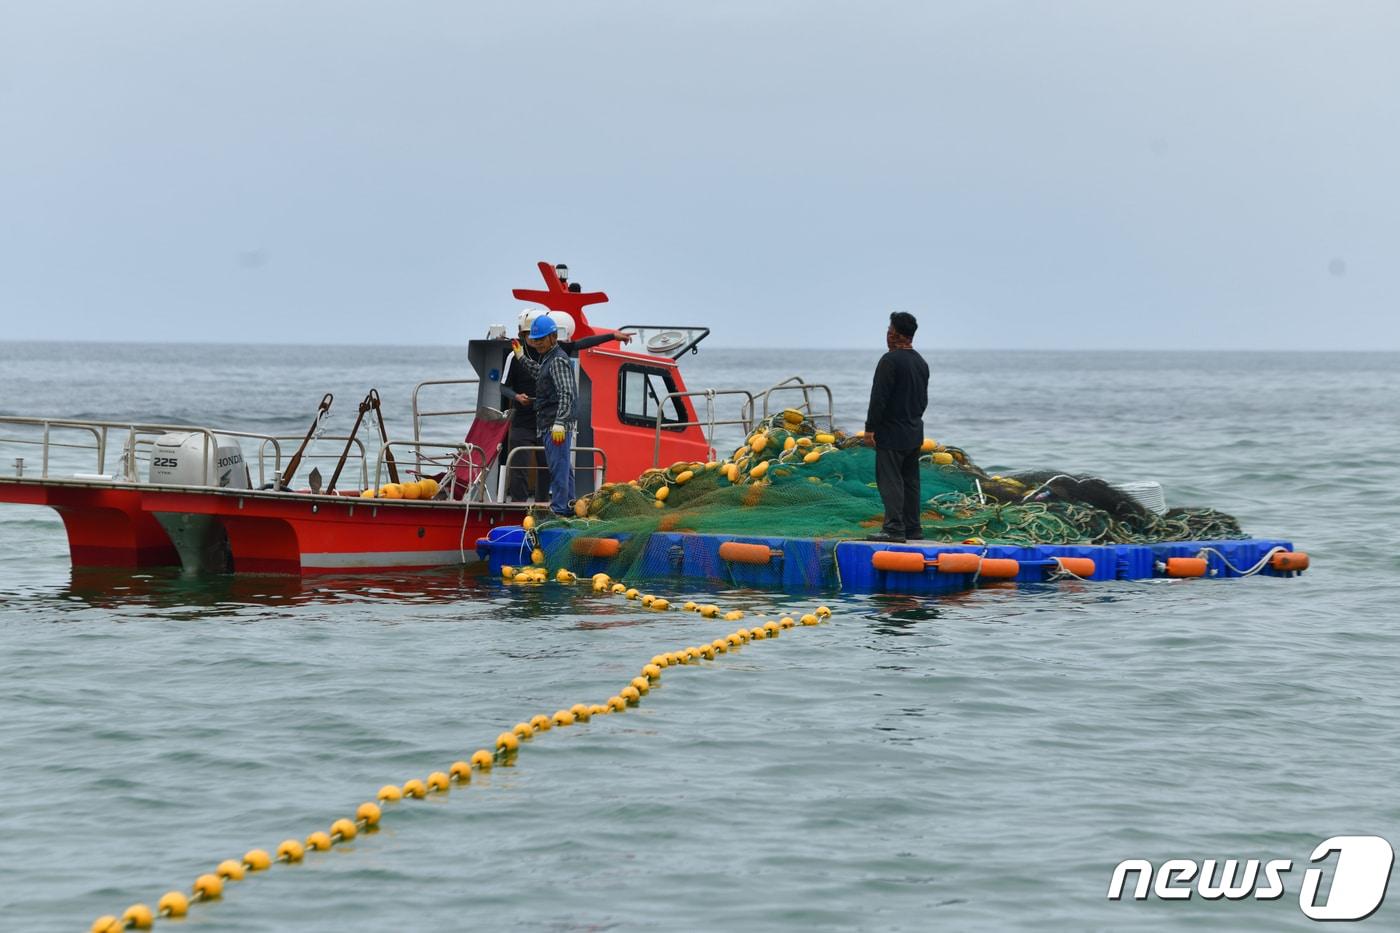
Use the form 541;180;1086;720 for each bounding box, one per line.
511;307;632;355
500;307;631;502
513;315;577;515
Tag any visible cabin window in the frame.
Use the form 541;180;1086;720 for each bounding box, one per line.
618;365;687;429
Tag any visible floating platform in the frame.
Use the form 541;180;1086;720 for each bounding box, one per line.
475;527;1309;595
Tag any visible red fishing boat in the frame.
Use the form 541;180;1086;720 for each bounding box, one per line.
0;262;832;575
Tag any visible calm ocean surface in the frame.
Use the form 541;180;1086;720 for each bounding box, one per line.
1;343;1398;932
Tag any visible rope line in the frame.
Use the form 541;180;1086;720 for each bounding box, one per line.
89;576;833;931
1194;545;1286;578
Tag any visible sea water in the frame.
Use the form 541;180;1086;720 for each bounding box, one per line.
1;344;1397;932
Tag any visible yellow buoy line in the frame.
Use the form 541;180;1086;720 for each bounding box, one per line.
89;572;833;931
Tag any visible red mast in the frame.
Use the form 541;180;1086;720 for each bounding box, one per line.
511;262;609;338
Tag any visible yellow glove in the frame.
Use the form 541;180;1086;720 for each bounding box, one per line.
551;423;566;445
511;339;524;360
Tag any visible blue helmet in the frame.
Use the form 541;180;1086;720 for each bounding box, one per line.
528;314;558;340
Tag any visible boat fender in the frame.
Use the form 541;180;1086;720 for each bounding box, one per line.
978;558;1019;579
1165;557;1208;577
934;552;982;574
572;537;621;558
1053;557;1096;577
872;550;927;573
718;541;777;565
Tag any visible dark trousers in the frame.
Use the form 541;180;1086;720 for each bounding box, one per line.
505;425;545;501
876;447;923;538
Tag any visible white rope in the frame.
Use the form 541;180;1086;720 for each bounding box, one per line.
969;547;989;585
1019;473;1075;504
1194;545;1286;578
457;499;472;565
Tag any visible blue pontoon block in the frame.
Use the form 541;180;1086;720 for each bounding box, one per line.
475;526;631;578
476;525;530;572
1149;539;1297;578
479;525;1302;593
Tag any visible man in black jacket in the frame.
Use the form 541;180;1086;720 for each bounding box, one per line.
863;311;929;542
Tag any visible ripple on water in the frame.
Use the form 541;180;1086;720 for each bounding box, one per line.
3;349;1399;931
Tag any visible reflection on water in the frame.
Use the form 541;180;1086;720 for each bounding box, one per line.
866;593;944;636
54;565;496;611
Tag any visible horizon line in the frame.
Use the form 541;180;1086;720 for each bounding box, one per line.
1;338;1397;354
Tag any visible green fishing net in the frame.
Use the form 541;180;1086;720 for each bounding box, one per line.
551;412;1244;550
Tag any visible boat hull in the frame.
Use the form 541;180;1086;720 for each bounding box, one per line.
1;479;180;569
1;478;520;576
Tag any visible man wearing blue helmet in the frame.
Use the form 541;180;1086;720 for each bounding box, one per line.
513;314;578;515
501;309;630;502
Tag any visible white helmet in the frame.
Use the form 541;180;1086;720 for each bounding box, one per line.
547;311;575;342
517;307;545;333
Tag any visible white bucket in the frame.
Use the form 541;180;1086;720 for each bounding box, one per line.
1114;480;1168;515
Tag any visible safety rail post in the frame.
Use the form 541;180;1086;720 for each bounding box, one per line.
371;438;478;497
0;419;107;479
412;379;482;475
496;445;608;503
0;419;121;480
256;435;366;492
0;416;290;487
757;376;835;430
651;388;757;467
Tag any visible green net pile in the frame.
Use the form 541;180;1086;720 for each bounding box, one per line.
554;411;1244;548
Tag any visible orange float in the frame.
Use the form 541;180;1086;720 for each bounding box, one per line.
1053;557;1096;577
1165;557;1208;577
871;550;927;573
978;558;1020;579
570;537;622;558
717;541;776;565
932;552;981;574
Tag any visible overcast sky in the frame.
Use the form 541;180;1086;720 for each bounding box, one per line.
0;1;1395;349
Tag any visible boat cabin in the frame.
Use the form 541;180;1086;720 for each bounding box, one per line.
464;261;715;496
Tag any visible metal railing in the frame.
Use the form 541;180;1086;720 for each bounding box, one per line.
652;388;757;466
497;445;608;503
614;323;711;359
0;417;288;487
412;378;482;478
646;376;835;467
257;435;366;491
412;379;479;441
752;376;835;430
0;419;105;478
371;439;473;494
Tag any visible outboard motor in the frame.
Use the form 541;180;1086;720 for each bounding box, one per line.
147;433;249;575
148;433;250;489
